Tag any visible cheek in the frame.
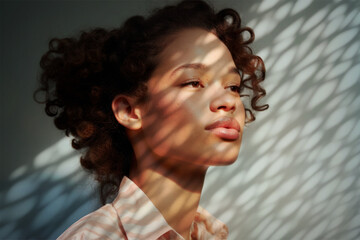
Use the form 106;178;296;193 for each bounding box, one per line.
141;91;198;155
238;100;246;126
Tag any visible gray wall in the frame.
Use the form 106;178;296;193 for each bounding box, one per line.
1;0;359;239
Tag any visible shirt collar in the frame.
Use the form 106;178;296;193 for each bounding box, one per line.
112;176;228;240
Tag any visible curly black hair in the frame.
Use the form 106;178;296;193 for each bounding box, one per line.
34;0;268;204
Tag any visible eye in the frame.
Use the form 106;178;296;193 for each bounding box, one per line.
226;85;242;94
229;85;241;93
181;80;203;88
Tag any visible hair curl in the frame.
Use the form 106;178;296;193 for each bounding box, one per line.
35;0;268;204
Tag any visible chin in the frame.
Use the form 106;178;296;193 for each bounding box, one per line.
200;150;239;166
214;156;238;166
207;142;241;166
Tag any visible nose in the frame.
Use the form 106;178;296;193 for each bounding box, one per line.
209;91;236;113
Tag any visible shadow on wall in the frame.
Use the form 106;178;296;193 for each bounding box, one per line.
0;138;99;239
1;0;360;239
203;0;360;239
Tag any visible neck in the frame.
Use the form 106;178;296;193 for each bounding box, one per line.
129;132;208;240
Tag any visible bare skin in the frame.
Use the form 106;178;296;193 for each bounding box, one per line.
129;131;207;239
112;28;245;239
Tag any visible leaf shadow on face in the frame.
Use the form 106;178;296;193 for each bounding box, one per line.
1;0;360;239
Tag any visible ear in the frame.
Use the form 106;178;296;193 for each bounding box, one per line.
112;95;142;130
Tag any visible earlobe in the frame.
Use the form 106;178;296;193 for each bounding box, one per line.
112;95;142;130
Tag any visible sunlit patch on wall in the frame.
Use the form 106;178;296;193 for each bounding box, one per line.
1;137;97;239
203;0;360;239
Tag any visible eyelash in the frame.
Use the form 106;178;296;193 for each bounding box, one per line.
181;80;243;95
228;85;241;93
181;80;204;88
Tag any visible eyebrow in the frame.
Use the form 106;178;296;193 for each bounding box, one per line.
170;63;240;78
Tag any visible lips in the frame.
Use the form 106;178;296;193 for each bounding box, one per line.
205;117;240;140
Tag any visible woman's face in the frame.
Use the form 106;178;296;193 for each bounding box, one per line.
139;28;245;166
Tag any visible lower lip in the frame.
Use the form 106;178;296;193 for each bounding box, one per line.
209;128;239;140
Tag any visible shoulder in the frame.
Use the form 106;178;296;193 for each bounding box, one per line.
57;203;127;240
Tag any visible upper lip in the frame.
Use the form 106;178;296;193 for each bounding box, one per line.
205;116;240;132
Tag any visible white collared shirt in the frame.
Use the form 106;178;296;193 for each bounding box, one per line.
58;177;228;240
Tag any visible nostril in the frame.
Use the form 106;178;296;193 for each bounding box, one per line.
210;94;237;112
217;105;235;112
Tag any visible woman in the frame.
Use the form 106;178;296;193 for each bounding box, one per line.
35;0;267;239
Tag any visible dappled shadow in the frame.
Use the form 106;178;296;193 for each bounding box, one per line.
1;0;359;239
0;138;100;239
203;0;360;239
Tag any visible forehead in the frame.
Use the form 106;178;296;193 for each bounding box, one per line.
152;28;236;78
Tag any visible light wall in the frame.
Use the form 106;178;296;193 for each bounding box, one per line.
0;0;359;239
